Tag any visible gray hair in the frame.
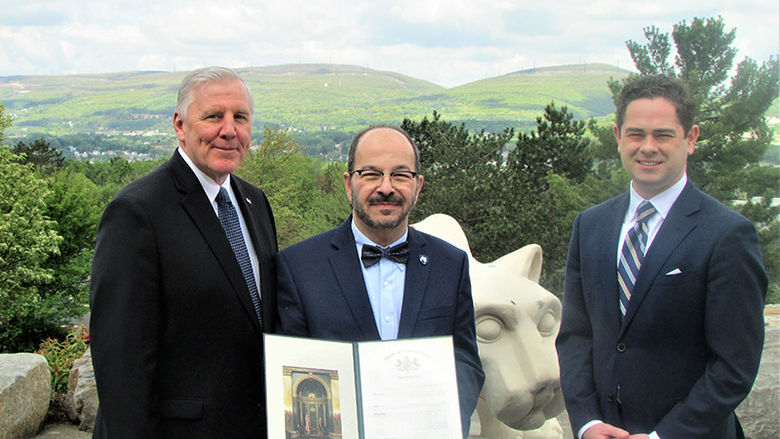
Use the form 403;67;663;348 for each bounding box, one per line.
175;66;254;119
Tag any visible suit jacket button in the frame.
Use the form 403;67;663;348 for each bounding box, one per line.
616;342;626;352
607;393;615;403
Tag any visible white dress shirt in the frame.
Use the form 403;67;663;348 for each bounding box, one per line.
177;148;261;296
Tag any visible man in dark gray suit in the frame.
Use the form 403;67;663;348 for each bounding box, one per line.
275;125;484;438
556;75;766;439
90;66;277;438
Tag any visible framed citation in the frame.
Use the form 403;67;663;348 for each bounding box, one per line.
264;334;462;439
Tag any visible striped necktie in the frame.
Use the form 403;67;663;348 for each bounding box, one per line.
216;187;263;328
618;200;656;317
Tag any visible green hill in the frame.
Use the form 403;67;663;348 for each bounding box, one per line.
445;63;628;122
0;63;632;158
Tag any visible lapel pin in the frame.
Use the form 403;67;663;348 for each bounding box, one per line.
419;255;428;265
245;197;252;204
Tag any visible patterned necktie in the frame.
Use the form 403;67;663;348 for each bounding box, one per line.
216;187;263;328
360;242;410;268
618;200;656;317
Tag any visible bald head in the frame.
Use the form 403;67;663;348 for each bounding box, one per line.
347;125;420;173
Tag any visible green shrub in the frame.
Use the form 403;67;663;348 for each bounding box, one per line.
766;284;780;305
35;325;90;395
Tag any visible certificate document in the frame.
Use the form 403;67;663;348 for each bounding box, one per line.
264;334;462;439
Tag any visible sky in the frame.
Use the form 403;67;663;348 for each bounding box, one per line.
0;0;776;88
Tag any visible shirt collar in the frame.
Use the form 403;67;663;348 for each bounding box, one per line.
177;147;232;204
627;174;687;222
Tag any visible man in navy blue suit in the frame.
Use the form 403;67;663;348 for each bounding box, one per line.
556;75;767;439
275;125;484;438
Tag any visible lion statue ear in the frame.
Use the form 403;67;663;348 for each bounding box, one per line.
411;214;544;283
491;244;543;284
411;213;473;258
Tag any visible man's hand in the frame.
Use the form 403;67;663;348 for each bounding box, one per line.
628;435;650;439
583;422;630;439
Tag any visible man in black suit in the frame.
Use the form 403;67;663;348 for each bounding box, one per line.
556;75;767;439
275;126;484;438
90;66;277;438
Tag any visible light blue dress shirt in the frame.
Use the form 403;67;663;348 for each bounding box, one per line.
351;220;407;340
616;174;688;266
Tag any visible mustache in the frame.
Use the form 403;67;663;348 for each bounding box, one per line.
367;193;404;205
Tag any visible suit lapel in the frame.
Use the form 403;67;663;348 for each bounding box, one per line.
328;221;381;339
232;179;273;263
398;228;431;338
170;153;263;335
620;182;700;333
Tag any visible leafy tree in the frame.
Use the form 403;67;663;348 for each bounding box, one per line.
12;138;65;174
402;110;591;295
510;103;592;188
606;16;780;292
625;26;675;76
582;118;629;206
0;147;63;352
610;17;778;196
237;127;350;249
11;138;100;319
0;103;11;146
0;114;154;350
402;112;515;262
506;104;593;292
38;170;101;311
523;174;588;291
3;167;102;353
293;130;352;160
68;156;166;206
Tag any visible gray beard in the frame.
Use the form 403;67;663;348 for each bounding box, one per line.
351;189;415;231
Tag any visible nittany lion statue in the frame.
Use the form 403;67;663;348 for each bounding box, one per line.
412;214;565;439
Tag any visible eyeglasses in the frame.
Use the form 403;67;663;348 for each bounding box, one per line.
349;168;419;185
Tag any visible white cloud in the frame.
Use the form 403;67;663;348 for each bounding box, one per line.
0;0;775;87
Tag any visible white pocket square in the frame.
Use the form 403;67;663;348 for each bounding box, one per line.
666;268;682;275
